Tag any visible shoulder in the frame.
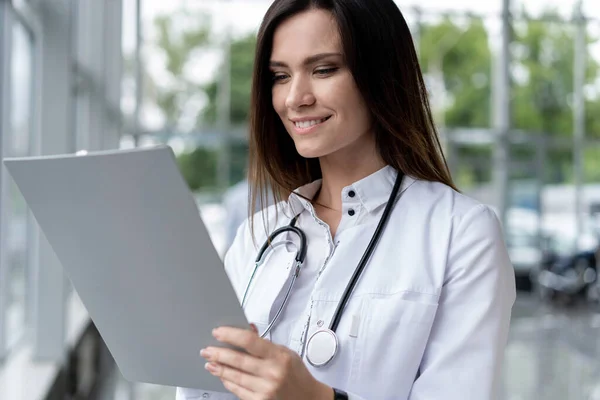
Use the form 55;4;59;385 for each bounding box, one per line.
408;179;510;274
401;178;505;261
403;177;499;223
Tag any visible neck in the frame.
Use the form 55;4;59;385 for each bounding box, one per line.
314;140;386;210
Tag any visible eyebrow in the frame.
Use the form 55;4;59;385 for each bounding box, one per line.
269;52;343;68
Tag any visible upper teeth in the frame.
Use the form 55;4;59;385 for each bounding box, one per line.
295;118;327;128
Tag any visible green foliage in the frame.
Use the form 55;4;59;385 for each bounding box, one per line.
509;11;600;183
203;35;257;125
419;17;492;128
152;11;211;127
229;142;251;184
151;11;256;128
175;143;248;191
176;147;218;191
419;12;600;185
151;12;256;192
151;9;600;190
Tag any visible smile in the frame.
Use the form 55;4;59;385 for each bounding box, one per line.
292;116;332;131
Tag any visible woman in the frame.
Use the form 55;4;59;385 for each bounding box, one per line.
178;0;515;399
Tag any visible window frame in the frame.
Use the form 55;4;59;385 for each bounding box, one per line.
0;0;41;359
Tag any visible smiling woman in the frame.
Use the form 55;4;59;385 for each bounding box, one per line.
177;1;515;399
246;2;459;243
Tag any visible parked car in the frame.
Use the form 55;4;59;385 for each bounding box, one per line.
537;230;599;303
505;230;543;291
504;208;543;291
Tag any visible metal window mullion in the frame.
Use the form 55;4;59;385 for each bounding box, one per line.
12;0;41;34
24;0;46;347
73;0;94;152
0;0;13;360
102;0;123;150
30;0;75;361
83;0;105;152
24;5;42;343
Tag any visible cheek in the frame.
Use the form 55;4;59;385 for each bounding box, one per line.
272;87;287;117
319;77;364;118
342;88;370;127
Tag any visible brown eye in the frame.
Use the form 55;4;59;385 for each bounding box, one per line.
315;67;338;76
272;73;289;83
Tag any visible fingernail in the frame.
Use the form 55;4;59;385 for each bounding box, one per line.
199;348;212;358
205;362;218;373
212;328;220;338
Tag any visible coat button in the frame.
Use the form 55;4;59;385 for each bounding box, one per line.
317;320;324;327
202;393;210;398
348;190;356;198
348;209;355;216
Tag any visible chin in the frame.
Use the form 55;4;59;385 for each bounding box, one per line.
294;143;331;159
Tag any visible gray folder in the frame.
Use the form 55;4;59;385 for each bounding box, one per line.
3;145;249;391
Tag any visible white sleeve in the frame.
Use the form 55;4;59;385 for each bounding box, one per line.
347;392;367;400
176;387;236;400
408;204;516;400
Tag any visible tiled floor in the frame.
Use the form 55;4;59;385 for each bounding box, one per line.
112;294;600;400
501;295;600;400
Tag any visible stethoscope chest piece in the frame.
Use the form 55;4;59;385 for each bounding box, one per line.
306;328;338;367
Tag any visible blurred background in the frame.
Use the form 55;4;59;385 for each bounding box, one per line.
0;0;600;399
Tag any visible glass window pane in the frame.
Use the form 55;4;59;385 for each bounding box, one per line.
4;20;33;348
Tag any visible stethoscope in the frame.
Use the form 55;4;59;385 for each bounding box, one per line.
241;170;404;367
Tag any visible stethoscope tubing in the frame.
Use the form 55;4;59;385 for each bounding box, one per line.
328;171;403;332
242;170;404;344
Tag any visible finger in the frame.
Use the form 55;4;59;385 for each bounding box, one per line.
213;327;273;358
220;378;259;400
206;362;273;395
250;323;259;334
201;346;262;375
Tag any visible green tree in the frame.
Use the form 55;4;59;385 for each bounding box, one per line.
149;11;256;190
418;11;600;185
151;11;257;128
152;11;211;127
419;17;492;128
203;34;257;125
419;17;493;184
511;11;600;183
149;9;600;190
176;147;218;191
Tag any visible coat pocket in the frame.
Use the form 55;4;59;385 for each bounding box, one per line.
304;294;368;391
349;291;439;398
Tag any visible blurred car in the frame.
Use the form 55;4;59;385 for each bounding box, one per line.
505;230;543;290
537;230;599;302
505;208;543;291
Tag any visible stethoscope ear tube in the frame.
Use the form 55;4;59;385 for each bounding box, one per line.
254;215;307;265
242;214;307;338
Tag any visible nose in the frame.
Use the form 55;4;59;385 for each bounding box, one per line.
284;75;316;110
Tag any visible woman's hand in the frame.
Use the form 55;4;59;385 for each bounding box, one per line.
200;325;333;400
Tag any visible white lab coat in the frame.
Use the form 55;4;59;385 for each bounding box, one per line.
177;166;516;400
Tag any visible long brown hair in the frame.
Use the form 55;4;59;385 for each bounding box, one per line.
248;0;456;235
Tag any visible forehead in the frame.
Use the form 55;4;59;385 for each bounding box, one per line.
271;9;341;60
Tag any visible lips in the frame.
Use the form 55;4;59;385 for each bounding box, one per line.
292;116;332;129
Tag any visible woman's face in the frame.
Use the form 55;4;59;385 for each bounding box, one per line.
270;9;373;160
